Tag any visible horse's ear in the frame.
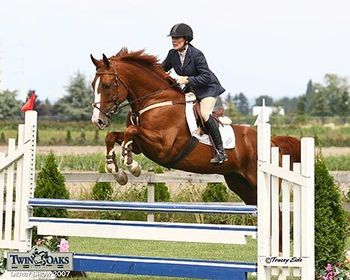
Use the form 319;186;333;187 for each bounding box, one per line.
90;54;100;67
102;54;110;68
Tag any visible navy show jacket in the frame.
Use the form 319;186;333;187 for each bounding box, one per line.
162;44;225;100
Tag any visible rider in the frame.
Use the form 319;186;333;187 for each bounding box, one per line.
162;23;228;164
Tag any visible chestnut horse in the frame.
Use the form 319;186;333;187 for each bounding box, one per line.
90;48;300;206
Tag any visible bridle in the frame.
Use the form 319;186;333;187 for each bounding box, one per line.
91;70;127;119
92;69;179;119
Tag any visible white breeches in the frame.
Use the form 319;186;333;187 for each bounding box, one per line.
200;97;216;122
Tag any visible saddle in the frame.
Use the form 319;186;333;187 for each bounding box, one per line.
192;102;231;136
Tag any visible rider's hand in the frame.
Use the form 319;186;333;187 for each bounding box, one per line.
177;76;189;85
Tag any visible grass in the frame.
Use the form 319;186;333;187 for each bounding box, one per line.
324;155;350;171
61;237;257;280
35;152;350;171
36;153;162;171
68;237;257;261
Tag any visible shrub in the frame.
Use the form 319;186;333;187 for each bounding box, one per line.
92;162;113;201
0;132;5;144
65;130;72;144
202;183;229;202
93;129;99;144
315;152;348;272
34;152;69;218
80;131;86;143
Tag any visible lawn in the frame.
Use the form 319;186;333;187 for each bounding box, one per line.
63;237;257;280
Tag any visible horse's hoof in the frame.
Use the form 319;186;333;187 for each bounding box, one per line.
114;170;128;185
126;160;141;177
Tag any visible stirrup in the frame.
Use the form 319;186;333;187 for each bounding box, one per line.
210;152;228;164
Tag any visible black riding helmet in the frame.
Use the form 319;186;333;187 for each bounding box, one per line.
168;23;193;42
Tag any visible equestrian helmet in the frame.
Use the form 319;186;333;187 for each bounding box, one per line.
168;23;193;42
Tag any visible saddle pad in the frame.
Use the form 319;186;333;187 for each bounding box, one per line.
185;96;235;149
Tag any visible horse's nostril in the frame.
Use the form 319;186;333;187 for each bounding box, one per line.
97;119;105;126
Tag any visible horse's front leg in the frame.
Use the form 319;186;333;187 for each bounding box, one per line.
105;132;128;185
121;125;141;177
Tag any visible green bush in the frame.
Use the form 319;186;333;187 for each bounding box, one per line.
141;183;171;203
141;166;170;203
34;152;70;218
315;152;348;272
65;130;72;144
0;132;5;144
79;131;86;144
202;183;229;202
93;130;99;144
92;162;113;201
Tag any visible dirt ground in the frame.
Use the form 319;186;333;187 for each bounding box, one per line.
0;145;120;155
1;145;349;156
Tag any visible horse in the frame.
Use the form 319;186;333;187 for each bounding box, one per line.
90;48;301;206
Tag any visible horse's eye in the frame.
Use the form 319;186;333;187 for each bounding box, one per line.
103;84;111;90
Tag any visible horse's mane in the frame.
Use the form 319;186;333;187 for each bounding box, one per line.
110;48;180;89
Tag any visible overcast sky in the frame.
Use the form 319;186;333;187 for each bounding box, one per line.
0;0;349;103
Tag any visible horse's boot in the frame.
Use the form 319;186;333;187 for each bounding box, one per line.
204;115;228;164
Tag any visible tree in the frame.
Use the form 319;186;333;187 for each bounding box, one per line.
254;95;273;107
274;97;299;114
214;96;223;108
225;100;240;118
297;95;306;114
0;90;21;119
304;79;314;112
234;92;249;115
298;75;350;117
311;89;331;116
323;74;349;116
338;91;349;117
39;98;54;117
56;72;93;120
224;92;233;106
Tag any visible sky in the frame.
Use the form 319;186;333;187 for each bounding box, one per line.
0;0;349;103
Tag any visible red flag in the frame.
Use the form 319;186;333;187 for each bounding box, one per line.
21;92;36;112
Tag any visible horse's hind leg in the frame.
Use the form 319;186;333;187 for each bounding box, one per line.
224;173;257;205
225;173;282;251
105;132;128;185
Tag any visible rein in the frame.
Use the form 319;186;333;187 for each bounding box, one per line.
92;69;179;119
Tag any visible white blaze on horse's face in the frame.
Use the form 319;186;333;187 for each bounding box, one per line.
91;76;110;130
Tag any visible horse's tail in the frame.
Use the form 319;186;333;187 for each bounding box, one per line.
271;136;301;168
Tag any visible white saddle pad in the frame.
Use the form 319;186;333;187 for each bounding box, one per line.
185;93;235;149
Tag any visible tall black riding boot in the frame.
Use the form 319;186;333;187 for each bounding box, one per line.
204;115;228;164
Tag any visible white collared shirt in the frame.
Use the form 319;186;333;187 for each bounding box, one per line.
178;45;188;66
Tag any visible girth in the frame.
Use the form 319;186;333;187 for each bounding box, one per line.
163;137;199;169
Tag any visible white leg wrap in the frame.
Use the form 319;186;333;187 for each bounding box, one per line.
105;162;117;174
122;140;133;164
108;148;115;156
126;160;141;177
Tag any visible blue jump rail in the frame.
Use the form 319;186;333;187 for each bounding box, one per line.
73;253;257;280
29;198;257;215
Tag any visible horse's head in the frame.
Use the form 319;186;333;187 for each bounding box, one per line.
90;54;128;129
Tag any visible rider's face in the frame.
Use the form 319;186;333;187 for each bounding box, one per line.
172;37;186;51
